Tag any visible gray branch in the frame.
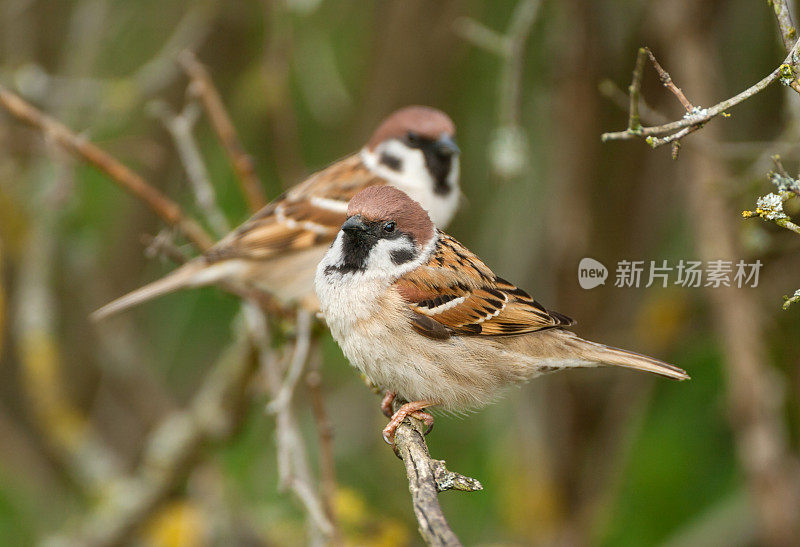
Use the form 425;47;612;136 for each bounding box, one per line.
392;415;482;546
602;38;800;146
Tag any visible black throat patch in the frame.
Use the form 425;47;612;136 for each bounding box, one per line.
326;219;414;274
420;145;453;196
400;137;454;197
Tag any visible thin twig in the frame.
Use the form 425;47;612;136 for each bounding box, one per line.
178;50;267;212
392;414;482;546
600;78;668;125
0;84;214;250
454;0;541;179
131;4;218;98
244;303;334;540
265;308;313;414
451;18;509;57
771;0;798;56
601;38;800;145
601;78;800;159
627;48;647;132
644;47;694;112
142;230;190;265
149;99;231;238
646;124;704;148
501;0;541;127
306;363;339;535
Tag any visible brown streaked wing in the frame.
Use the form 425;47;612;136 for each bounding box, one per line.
205;155;385;262
395;233;574;337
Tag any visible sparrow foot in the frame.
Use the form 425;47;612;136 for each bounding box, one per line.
380;391;397;418
382;400;436;444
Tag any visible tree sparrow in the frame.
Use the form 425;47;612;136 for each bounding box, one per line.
315;186;690;443
93;106;461;318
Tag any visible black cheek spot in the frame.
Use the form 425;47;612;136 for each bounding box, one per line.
391;249;415;265
380;152;402;172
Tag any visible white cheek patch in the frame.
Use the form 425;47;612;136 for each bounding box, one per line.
361;144;460;229
379;140;429;188
364;236;416;274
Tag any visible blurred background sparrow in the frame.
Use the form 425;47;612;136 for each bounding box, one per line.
93;106;461;317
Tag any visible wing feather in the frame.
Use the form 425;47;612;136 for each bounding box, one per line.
395;234;574;338
205;155;384;262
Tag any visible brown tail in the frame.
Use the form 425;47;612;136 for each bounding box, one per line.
570;336;689;380
91;259;238;321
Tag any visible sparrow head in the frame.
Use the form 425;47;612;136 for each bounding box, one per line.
322;186;436;277
360;106;460;228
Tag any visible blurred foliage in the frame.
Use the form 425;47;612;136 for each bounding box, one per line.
0;0;799;545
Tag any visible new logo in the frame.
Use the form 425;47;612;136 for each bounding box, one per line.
578;257;608;289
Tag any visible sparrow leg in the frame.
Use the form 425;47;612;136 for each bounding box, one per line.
382;400;436;444
380;391;396;417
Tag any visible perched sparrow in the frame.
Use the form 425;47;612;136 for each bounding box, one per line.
93;106;461;318
315;186;689;443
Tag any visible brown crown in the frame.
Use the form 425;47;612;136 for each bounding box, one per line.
366;106;455;150
347;186;434;245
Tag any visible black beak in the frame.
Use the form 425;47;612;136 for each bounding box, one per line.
434;134;460;157
341;215;369;235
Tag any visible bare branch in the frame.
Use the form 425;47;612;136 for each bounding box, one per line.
306;364;339;535
454;0;541;179
601;38;800;146
132;4;218;98
244;304;334;540
644;47;694;112
142;230;190;265
627;48;647;133
771;0;798;55
645;124;704;148
742;191;800;235
600;78;668;125
743;156;800;240
178;50;267;212
601;78;800;160
502;0;541;127
0;84;214;250
452;18;509;56
393;416;482;546
149;99;231;237
264;309;313;414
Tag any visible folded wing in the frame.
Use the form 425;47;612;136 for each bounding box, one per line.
395;233;574;338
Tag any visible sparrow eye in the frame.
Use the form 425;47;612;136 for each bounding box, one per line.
405;131;421;146
383;221;396;233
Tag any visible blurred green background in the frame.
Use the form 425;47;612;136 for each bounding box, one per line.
1;0;799;545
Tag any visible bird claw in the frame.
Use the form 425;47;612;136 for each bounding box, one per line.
382;401;435;444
